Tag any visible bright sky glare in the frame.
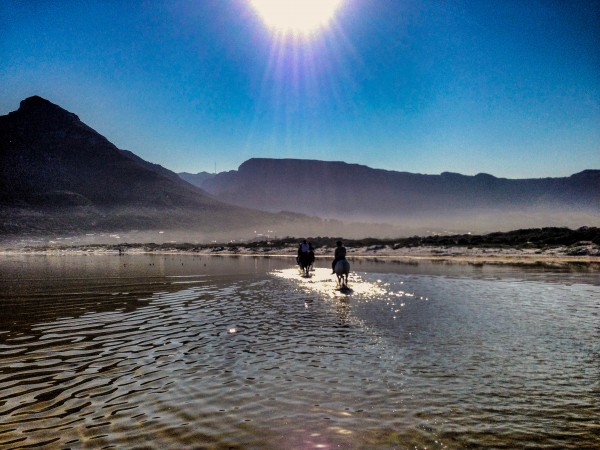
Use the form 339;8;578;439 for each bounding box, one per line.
250;0;343;36
1;0;599;178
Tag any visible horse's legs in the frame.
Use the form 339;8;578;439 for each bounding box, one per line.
302;264;309;277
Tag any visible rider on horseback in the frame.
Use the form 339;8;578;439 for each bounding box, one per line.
331;240;346;274
297;240;315;275
297;240;309;263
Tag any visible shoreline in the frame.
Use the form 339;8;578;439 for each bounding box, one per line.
1;243;599;268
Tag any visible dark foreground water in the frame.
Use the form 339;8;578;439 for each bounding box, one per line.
0;255;598;449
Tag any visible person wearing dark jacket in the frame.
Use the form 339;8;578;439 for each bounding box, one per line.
331;240;346;274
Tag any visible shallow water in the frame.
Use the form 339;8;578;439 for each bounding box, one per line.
0;254;598;449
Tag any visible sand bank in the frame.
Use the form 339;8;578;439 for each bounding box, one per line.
2;242;598;268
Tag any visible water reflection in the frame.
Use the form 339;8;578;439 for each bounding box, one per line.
0;255;598;449
0;254;289;332
271;267;388;298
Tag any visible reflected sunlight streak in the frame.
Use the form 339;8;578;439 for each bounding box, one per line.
272;267;388;298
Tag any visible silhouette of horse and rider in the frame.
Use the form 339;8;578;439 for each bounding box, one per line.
297;239;350;288
297;240;315;277
332;240;350;288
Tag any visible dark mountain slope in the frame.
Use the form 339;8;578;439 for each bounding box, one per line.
0;96;221;208
0;97;299;236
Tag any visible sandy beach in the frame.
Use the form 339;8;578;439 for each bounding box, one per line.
2;241;599;268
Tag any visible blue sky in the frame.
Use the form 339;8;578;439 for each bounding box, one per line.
1;0;599;178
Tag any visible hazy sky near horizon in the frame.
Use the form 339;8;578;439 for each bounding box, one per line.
1;0;599;178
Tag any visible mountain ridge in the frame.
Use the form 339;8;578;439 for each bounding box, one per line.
180;157;600;227
1;96;597;238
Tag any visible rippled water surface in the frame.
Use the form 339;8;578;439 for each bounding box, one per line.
0;255;598;449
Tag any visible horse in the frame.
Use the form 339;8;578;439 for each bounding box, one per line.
334;259;350;288
297;251;314;277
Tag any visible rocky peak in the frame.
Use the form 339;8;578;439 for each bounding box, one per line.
20;95;59;109
10;95;81;126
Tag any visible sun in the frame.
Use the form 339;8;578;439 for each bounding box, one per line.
250;0;343;37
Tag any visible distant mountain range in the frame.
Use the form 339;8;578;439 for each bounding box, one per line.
0;96;309;237
1;96;598;240
180;159;600;230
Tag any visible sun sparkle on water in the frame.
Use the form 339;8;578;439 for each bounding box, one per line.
250;0;343;36
272;267;389;298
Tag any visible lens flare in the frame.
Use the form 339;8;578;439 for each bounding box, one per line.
250;0;343;37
